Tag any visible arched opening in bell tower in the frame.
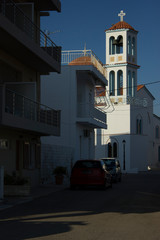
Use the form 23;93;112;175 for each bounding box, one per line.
116;35;123;54
109;35;123;55
109;71;115;96
117;70;123;95
109;37;115;55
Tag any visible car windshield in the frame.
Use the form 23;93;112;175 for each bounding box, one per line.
74;161;101;168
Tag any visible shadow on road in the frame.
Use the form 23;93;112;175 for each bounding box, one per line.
0;172;160;239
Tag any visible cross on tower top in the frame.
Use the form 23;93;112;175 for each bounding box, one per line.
118;10;126;22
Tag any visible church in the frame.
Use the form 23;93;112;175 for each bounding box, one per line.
95;11;160;172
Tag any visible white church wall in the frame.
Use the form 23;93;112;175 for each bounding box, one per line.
106;104;131;134
130;135;148;172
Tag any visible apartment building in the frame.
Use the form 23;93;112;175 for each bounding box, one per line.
41;50;108;182
0;0;61;187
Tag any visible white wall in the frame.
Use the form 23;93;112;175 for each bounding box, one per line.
41;65;101;175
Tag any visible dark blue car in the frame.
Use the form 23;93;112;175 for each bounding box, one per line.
101;158;122;183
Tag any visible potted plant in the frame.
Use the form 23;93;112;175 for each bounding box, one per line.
53;166;67;185
4;172;30;196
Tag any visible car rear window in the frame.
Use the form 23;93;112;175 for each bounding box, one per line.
104;160;116;166
74;161;101;168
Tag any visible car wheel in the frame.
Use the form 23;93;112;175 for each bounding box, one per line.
102;180;108;190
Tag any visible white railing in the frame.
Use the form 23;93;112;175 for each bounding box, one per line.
62;50;107;79
5;88;60;127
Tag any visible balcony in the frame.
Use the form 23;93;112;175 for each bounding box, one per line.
77;102;107;129
0;86;60;136
0;0;61;73
14;0;61;12
62;50;107;80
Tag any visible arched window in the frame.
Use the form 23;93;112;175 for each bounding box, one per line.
128;36;132;55
127;71;132;97
117;70;123;96
109;71;115;96
132;71;136;97
136;116;142;134
116;35;123;54
132;37;135;56
109;36;115;55
156;126;159;139
113;142;117;157
108;143;112;157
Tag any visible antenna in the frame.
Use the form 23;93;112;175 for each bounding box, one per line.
45;29;61;37
44;30;61;47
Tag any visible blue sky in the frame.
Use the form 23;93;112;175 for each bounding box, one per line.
41;0;160;115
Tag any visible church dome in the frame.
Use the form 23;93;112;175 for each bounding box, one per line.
106;21;138;32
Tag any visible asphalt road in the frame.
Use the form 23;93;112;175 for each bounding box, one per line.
0;172;160;240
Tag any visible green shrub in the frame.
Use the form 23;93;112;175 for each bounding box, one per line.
4;173;29;185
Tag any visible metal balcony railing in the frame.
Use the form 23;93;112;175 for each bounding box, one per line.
5;88;60;127
77;102;106;124
0;0;61;63
61;50;107;79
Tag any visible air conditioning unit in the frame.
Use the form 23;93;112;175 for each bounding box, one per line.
83;129;90;137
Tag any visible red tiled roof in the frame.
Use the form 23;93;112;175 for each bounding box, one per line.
69;56;92;66
106;21;137;32
137;84;144;91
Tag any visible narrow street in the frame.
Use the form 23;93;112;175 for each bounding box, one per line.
0;172;160;240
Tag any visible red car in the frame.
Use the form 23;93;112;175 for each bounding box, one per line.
70;159;112;189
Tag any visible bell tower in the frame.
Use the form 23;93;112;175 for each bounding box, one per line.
105;11;139;104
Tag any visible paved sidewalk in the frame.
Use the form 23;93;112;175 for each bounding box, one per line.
0;182;70;211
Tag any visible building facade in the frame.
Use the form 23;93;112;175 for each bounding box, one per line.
0;0;61;187
41;50;108;182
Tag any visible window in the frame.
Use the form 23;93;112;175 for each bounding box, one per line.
109;37;115;55
35;143;41;168
156;126;159;139
117;70;123;95
128;36;132;55
136;116;142;134
108;143;112;157
23;142;40;169
107;141;118;157
127;71;132;97
109;71;115;96
116;36;123;54
132;71;136;97
23;142;30;169
132;37;135;56
113;142;117;157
